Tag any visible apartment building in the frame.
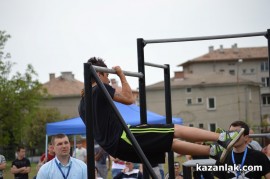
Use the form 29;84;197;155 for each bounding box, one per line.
146;45;268;130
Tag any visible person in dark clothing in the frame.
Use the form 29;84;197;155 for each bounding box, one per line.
213;121;270;179
79;57;244;164
10;146;31;179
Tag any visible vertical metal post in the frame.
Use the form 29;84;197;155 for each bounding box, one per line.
183;166;192;179
84;63;95;179
137;38;150;179
267;29;270;88
137;38;147;124
164;64;175;179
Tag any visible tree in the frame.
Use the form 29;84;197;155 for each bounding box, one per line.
0;31;61;157
24;107;63;154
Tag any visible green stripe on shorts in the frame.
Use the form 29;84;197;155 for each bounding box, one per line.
120;126;174;145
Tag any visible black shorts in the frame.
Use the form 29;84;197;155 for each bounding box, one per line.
115;124;174;164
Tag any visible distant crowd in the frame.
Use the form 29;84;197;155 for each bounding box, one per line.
0;128;269;179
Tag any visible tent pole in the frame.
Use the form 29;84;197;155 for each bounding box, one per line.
73;136;76;157
45;135;48;159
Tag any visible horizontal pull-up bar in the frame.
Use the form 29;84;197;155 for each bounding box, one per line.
249;133;270;138
144;31;267;45
93;65;144;78
145;62;168;69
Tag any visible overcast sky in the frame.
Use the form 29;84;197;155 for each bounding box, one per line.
1;0;269;89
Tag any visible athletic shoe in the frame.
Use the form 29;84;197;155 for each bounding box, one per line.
217;128;245;162
215;127;225;134
209;143;225;161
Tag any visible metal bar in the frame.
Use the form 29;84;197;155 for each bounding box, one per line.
93;65;144;78
183;165;192;179
144;31;266;45
89;64;158;179
137;38;152;179
164;64;175;179
84;63;95;179
249;133;270;138
144;62;168;69
267;29;270;89
182;159;216;179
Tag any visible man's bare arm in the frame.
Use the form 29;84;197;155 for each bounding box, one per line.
113;66;134;104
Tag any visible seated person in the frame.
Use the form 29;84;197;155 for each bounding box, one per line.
165;161;183;179
114;161;142;179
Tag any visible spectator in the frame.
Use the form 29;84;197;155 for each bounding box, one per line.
0;154;6;179
95;143;110;179
110;156;126;178
164;161;183;179
114;161;142;179
10;146;31;179
213;121;270;178
36;143;55;170
158;164;164;179
36;134;87;179
247;129;262;151
262;144;270;160
33;143;55;179
72;140;87;163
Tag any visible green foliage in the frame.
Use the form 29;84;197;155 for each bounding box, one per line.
24;108;62;154
0;30;62;154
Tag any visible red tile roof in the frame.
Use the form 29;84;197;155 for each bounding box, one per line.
179;46;268;66
43;72;84;97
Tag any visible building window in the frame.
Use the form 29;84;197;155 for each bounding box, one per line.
261;61;269;72
186;98;192;105
207;97;216;110
186;88;192;93
242;69;246;74
250;68;255;73
262;94;270;105
209;123;216;132
189;124;194;127
219;69;225;73
197;98;203;104
199;123;204;129
261;77;270;87
229;69;235;75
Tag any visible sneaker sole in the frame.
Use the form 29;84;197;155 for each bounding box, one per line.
219;128;245;163
219;149;228;163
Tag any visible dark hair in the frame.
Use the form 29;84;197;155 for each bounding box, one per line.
87;57;108;84
87;57;107;67
17;146;25;152
51;134;68;145
230;121;249;136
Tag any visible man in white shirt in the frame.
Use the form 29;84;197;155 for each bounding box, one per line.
37;134;87;179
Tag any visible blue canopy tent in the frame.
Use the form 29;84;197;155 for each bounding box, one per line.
46;101;183;136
